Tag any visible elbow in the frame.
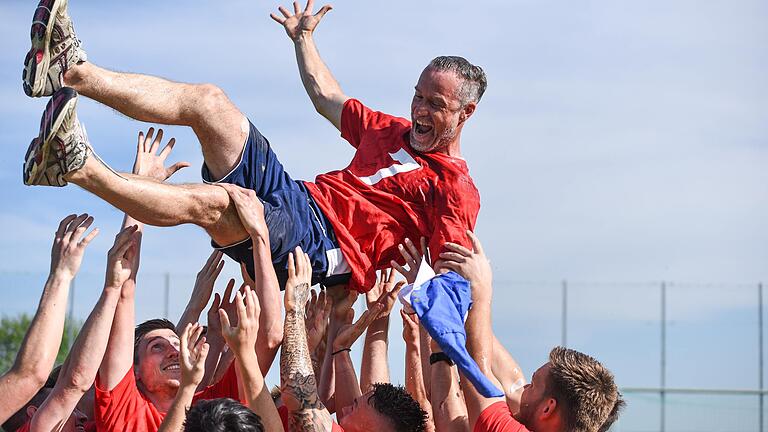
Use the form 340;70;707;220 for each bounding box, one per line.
62;368;95;394
12;360;52;392
264;325;284;351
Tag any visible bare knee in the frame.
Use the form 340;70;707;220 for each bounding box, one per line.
188;185;249;246
189;83;233;121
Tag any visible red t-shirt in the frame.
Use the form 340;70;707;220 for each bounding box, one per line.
14;419;30;432
94;365;239;432
474;401;530;432
305;98;481;291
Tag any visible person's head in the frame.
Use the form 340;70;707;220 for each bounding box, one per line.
184;398;264;432
339;383;427;432
410;56;487;154
2;387;88;432
514;347;620;432
134;318;181;396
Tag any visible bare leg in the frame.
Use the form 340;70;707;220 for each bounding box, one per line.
63;62;249;180
65;156;248;247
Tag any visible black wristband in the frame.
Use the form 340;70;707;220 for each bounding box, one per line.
429;352;455;366
332;348;351;356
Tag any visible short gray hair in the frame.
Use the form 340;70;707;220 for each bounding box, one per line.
428;56;488;106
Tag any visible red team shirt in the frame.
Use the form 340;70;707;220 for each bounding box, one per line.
93;365;239;432
305;98;481;291
474;401;531;432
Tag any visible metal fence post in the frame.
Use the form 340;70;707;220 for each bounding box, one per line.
661;281;667;432
760;282;764;432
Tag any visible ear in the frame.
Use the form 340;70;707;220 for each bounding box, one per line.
540;397;558;420
458;102;477;124
26;405;38;419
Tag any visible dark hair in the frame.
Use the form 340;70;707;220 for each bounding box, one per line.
427;56;487;105
134;318;177;365
2;387;53;431
367;382;427;432
547;347;620;432
597;393;626;432
184;398;264;432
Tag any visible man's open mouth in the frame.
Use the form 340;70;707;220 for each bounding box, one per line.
414;121;433;135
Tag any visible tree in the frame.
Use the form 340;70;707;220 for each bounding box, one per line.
0;314;82;375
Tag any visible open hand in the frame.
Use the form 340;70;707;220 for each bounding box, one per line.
190;250;225;312
270;0;333;41
219;286;261;355
132;127;190;181
180;323;209;387
218;183;268;239
365;269;403;319
284;246;313;312
438;231;493;301
390;237;429;284
104;225;140;288
50;213;99;279
305;289;331;352
333;304;384;352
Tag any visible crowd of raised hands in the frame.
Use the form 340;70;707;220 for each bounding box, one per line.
0;129;621;432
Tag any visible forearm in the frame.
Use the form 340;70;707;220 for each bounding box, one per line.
293;34;346;128
176;304;205;335
251;235;283;374
157;385;196;432
405;341;434;432
462;294;502;429
360;317;390;392
198;339;225;390
318;315;340;407
333;352;361;422
10;273;73;385
419;325;433;399
431;362;468;432
234;350;283;432
280;306;332;430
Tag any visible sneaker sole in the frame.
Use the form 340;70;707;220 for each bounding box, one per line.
22;0;67;97
24;88;78;185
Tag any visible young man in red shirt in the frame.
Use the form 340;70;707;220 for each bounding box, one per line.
439;232;625;432
22;0;484;293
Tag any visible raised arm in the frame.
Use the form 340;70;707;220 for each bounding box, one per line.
429;339;469;432
158;323;209;432
401;311;435;432
31;225;139;432
360;270;402;392
219;286;282;432
281;248;334;431
271;0;348;130
0;214;97;423
331;301;383;422
176;250;224;334
99;128;187;389
219;183;284;374
439;231;504;430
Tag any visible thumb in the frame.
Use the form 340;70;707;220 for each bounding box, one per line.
315;4;332;19
166;162;191;177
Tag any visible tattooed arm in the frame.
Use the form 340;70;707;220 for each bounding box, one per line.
280;247;333;431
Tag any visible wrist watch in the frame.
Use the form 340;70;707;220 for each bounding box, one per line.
429;352;455;366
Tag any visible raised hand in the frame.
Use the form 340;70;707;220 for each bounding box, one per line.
390;237;429;284
219;286;261;354
218;183;268;239
401;309;420;344
132;127;190;181
438;231;492;300
218;279;241;329
50;213;99;279
332;304;384;352
179;323;209;388
190;251;225;312
104;225;140;288
284;246;313;312
305;289;331;352
365;268;404;319
270;0;333;41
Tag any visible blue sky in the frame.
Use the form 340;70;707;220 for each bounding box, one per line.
1;1;767;430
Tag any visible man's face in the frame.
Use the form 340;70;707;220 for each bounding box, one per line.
410;67;472;153
338;391;392;432
135;328;181;393
514;363;552;427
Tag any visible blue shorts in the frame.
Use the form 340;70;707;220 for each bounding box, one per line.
202;121;350;288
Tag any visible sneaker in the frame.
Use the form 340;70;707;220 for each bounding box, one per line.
22;0;87;97
24;87;90;186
